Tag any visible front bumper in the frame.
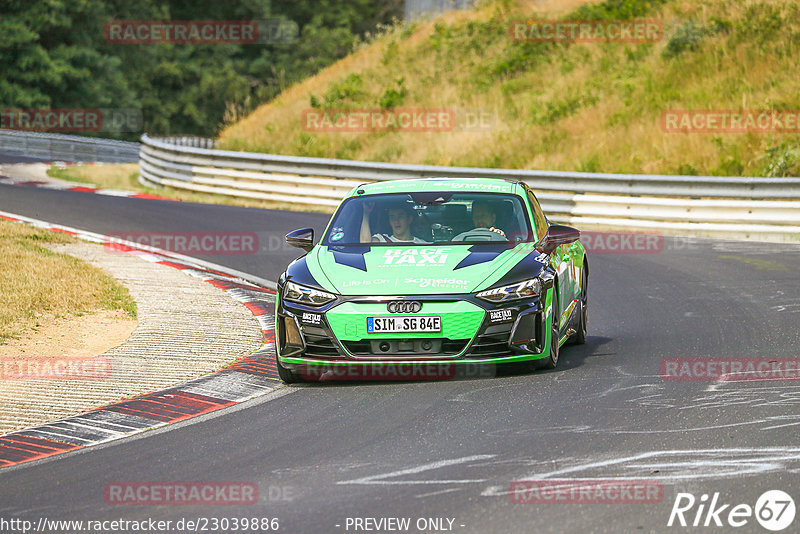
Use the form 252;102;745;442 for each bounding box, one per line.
276;291;551;368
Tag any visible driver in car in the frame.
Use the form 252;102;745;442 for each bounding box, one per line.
360;201;430;243
470;199;506;238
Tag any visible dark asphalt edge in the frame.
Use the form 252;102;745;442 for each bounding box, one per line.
0;210;286;469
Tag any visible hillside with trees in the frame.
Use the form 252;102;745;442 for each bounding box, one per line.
0;0;402;139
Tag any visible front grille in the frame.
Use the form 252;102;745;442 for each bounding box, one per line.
342;340;371;355
342;338;469;357
442;339;469;354
303;327;343;359
465;322;514;358
303;334;341;358
467;334;513;357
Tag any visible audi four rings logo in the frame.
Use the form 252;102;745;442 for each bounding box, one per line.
387;301;422;313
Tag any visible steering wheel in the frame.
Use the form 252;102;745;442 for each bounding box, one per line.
452;228;507;242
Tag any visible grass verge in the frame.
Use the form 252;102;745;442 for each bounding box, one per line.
0;219;137;345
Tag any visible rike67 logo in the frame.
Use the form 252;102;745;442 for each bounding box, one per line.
668;490;795;531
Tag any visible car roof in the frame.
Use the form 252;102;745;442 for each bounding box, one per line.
346;178;521;197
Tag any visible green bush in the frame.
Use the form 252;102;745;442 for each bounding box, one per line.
310;74;365;110
578;156;601;173
378;78;407;109
714;156;745;177
382;41;400;65
571;0;669;21
531;93;598;125
735;4;783;43
480;42;552;81
760;142;800;177
662;21;708;58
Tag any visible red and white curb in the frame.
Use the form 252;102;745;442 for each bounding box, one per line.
0;210;283;469
0;174;178;201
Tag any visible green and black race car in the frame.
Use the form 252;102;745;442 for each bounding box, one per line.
275;178;587;382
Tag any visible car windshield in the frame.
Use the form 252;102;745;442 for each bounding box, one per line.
322;192;533;246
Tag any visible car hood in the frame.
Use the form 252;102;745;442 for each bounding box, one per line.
299;243;548;295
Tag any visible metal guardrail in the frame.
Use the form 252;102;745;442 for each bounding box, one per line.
140;134;800;197
405;0;476;19
156;136;217;150
0;130;140;163
7;130;794;241
138;134;800;242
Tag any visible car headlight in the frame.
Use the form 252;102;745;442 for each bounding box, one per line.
476;278;541;303
283;281;337;306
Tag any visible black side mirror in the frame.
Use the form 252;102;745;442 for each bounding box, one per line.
285;228;314;252
535;225;580;255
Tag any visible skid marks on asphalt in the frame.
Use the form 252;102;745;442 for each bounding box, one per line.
480;447;800;498
329;447;800;501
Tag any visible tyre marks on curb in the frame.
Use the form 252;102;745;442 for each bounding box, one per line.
0;436;81;467
0;213;284;468
102;390;235;423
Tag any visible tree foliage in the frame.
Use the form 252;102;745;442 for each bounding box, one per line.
0;0;402;138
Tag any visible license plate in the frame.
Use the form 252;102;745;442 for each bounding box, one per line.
367;316;441;333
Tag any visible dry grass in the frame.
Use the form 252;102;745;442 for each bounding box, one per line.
0;219;137;346
48;164;336;214
48;163;142;189
216;0;800;177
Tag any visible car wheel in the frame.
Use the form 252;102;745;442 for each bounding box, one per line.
569;263;587;345
534;287;560;370
276;355;302;383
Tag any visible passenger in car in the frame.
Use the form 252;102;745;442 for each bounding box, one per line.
360;201;430;243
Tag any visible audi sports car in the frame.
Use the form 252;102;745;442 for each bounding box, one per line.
275;178;587;382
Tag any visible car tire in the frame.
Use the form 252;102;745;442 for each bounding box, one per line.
276;355;302;383
534;286;560;370
569;263;587;345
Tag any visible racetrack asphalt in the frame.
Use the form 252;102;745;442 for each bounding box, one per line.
2;178;800;533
